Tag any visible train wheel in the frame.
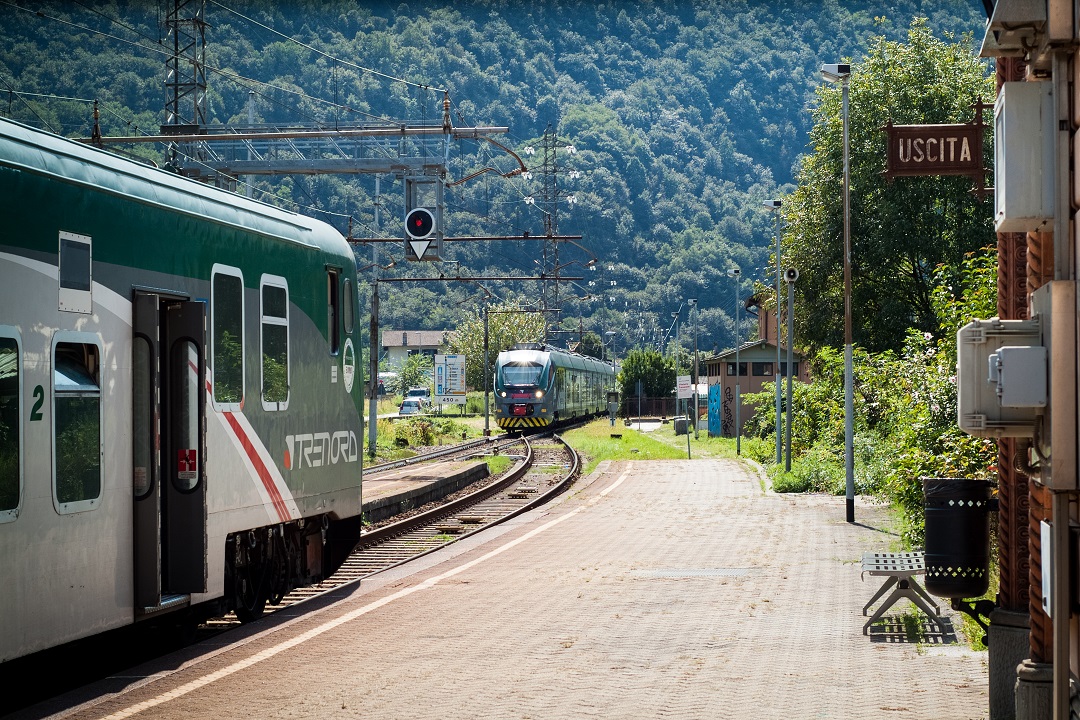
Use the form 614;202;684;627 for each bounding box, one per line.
234;558;268;622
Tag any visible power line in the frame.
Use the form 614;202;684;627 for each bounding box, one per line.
206;0;447;95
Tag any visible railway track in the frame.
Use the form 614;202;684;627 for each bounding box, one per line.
3;431;584;715
204;432;580;627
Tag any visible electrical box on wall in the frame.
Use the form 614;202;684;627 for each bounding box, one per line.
994;81;1055;233
956;317;1044;437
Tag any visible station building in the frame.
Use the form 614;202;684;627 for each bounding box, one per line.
701;297;810;437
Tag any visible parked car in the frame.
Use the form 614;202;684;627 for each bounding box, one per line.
399;398;425;415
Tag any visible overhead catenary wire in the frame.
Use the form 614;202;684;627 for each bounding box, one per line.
205;0;446;96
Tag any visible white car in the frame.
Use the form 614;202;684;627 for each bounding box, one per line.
399;398;424;415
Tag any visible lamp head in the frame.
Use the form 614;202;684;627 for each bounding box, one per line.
821;63;851;82
727;267;741;277
687;298;698;307
763;199;781;209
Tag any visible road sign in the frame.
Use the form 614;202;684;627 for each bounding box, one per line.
677;375;692;399
435;354;467;405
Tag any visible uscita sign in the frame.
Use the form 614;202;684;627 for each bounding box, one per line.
883;121;985;179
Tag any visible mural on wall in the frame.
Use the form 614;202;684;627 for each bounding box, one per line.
708;383;722;437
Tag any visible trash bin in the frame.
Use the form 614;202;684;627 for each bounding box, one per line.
673;417;688;435
923;478;996;599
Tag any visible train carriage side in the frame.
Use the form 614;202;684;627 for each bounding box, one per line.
0;118;363;662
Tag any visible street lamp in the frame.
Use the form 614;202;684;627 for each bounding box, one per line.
727;267;741;455
764;199;782;465
687;298;699;439
822;61;854;523
671;309;681;421
784;267;799;472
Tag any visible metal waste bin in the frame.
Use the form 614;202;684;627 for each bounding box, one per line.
923;478;996;599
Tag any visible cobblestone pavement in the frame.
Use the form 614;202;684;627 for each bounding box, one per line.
46;459;988;720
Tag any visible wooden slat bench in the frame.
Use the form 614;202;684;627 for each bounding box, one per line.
861;551;945;634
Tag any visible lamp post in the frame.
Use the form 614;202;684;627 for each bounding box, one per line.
688;298;699;439
784;267;799;472
764;199;782;465
728;267;741;454
822;62;854;523
671;310;680;420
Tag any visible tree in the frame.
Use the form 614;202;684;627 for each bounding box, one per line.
577;331;604;360
784;19;995;353
399;352;433;392
444;300;546;390
617;348;674;399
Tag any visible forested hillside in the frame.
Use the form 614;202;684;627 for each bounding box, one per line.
0;0;988;351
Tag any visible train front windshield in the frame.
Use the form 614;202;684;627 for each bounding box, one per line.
501;361;543;387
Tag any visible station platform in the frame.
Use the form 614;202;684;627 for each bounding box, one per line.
361;460;489;523
24;459;989;720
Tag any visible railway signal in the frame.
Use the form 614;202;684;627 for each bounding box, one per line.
405;207;435;239
404;176;444;261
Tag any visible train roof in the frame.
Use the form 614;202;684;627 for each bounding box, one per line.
0;116;350;257
498;343;613;374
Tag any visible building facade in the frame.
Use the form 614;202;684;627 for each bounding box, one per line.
975;4;1080;718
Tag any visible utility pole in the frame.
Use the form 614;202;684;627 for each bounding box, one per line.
367;176;382;460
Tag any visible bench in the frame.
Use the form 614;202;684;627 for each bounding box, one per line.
861;551;944;634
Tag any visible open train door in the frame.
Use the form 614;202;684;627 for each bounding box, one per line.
133;293;208;616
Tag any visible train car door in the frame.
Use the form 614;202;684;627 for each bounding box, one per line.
133;293;208;613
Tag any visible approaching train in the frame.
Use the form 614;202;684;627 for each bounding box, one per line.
0;117;365;662
493;343;615;429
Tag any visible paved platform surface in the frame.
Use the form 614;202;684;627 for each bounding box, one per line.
31;459;988;720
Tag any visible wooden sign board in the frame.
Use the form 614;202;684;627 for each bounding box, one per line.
883;122;984;178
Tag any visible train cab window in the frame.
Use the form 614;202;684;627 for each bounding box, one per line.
212;266;244;410
53;339;102;513
260;276;289;411
500;361;542;386
327;268;341;355
342;277;355;335
0;333;20;521
58;231;92;314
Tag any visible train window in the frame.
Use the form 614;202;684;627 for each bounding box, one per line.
327;268;340;355
211;266;244;410
172;340;200;492
58;231;92;314
53;338;102;513
132;337;153;498
260;276;289;411
0;333;20;521
501;361;542;386
342;277;355;334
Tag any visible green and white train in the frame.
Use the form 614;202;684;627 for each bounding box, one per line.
493;343;614;429
0;117;364;662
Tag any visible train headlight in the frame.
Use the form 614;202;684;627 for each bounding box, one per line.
499;391;506;397
535;389;544;398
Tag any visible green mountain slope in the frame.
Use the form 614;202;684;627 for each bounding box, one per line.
0;0;988;352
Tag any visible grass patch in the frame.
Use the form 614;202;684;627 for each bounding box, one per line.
561;419;694;475
485;454;514;476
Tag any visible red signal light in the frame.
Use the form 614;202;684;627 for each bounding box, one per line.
405;207;435;239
